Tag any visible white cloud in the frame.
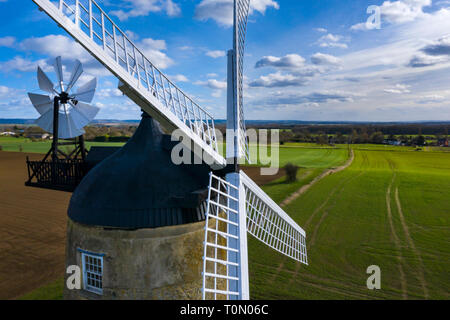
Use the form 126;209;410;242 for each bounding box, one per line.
251;52;342;89
255;54;306;69
134;38;174;69
20;35;90;61
407;35;450;67
0;36;15;47
408;52;448;67
249;72;308;88
320;42;348;49
0;35;109;76
111;0;181;21
0;56;49;72
256;90;359;106
195;78;227;98
350;22;369;31
0;85;18;98
320;33;341;42
317;33;348;49
165;0;181;16
169;74;189;82
97;88;123;98
315;27;328;33
351;0;432;30
125;30;139;41
195;79;227;90
421;35;450;56
383;83;411;94
311;53;342;66
417;94;445;104
195;0;279;27
381;0;431;24
206;50;226;58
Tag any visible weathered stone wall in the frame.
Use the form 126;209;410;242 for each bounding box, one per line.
64;219;205;300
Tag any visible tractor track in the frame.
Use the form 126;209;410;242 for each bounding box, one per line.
269;150;357;286
253;262;376;300
395;188;429;299
279;149;354;208
386;173;408;300
288;170;365;285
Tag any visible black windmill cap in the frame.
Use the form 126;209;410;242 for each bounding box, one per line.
68;113;211;229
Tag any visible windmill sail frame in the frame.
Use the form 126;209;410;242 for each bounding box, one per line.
202;172;249;300
227;0;251;162
202;171;308;300
32;0;226;169
26;56;99;191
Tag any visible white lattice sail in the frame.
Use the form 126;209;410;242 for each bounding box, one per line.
227;0;251;162
202;171;308;300
32;0;225;168
241;172;308;264
202;173;245;300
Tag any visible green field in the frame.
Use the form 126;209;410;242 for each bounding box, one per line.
5;138;448;300
249;147;450;300
19;278;64;300
0;137;125;154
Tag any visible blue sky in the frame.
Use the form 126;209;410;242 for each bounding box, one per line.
1;0;450;121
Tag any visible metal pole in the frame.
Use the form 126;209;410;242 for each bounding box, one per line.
52;97;60;184
79;135;86;160
226;49;239;172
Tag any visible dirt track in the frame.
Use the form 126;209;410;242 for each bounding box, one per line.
241;166;285;186
0;152;282;299
280;149;354;208
0;151;70;299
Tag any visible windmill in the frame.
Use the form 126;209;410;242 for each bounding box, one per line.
25;56;99;190
32;0;308;300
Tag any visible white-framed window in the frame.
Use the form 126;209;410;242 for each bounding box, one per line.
80;250;104;295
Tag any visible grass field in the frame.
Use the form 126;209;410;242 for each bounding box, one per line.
19;278;64;300
0;137;124;154
2;137;448;300
248;146;450;300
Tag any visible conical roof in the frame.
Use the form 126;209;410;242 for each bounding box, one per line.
68;113;211;229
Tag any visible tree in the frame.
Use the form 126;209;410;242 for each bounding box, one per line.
415;135;425;146
360;127;369;143
285;163;299;183
280;130;294;144
370;131;385;144
335;132;347;144
350;129;359;144
316;131;328;145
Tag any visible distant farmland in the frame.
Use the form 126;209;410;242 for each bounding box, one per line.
1;137;448;299
0;137;125;154
249;146;449;299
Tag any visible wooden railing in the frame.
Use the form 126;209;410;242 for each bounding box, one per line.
26;158;88;191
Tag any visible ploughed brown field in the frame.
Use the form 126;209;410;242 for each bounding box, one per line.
0;152;70;299
0;151;283;299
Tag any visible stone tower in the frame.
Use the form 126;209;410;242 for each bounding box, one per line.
64;113;211;300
